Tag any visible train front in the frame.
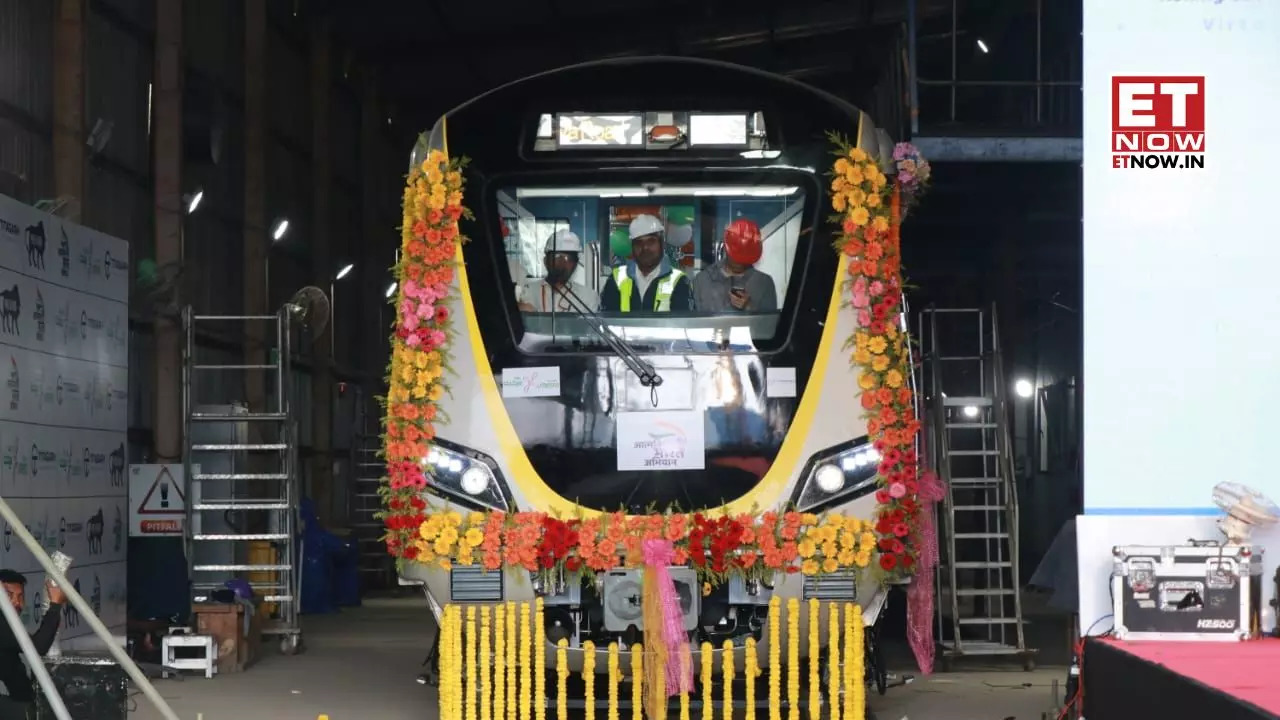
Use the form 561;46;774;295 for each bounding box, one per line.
396;58;897;669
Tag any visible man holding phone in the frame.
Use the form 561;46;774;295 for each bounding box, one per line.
0;569;65;718
693;219;778;313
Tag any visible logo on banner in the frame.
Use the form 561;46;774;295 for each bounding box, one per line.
109;443;124;487
1112;76;1206;170
501;366;562;398
90;574;101;615
32;288;44;342
616;411;706;471
57;227;70;277
25;221;47;270
86;508;104;554
0;283;20;334
6;357;17;411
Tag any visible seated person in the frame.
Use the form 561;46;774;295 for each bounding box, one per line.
692;219;778;312
600;214;693;312
0;570;64;719
518;230;601;313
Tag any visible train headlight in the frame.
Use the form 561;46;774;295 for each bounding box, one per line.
420;440;512;512
813;464;845;494
460;467;491;496
791;438;881;513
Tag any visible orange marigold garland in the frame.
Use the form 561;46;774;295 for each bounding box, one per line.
829;136;924;581
381;146;471;562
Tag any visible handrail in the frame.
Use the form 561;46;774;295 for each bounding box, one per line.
0;496;183;720
988;302;1027;653
0;582;69;719
926;307;963;653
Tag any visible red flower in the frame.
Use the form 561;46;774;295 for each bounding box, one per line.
879;553;898;571
565;556;582;573
435;306;450;324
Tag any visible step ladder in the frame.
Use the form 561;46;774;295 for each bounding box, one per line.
916;305;1035;669
182;307;302;655
351;432;392;589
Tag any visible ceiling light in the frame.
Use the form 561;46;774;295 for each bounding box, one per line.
185;189;203;214
385;282;398;298
977;39;990;53
1014;378;1034;399
335;263;354;280
271;218;289;242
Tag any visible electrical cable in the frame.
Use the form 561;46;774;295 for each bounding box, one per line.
1057;614;1115;720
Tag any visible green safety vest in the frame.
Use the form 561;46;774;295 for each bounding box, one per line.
613;266;684;312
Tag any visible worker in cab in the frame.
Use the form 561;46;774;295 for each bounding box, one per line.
517;229;601;313
600;214;693;313
692;219;778;312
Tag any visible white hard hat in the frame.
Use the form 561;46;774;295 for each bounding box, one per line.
544;229;583;254
628;214;665;240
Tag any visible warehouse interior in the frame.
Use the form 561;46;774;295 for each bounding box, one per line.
0;0;1081;717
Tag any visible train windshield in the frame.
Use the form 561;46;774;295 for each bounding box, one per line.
499;178;812;352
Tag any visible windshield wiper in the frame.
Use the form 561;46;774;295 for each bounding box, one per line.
551;284;664;394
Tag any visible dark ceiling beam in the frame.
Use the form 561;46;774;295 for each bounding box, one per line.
363;0;952;63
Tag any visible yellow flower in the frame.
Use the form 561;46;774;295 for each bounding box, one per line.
702;582;712;597
814;525;837;544
426;167;444;185
464;528;485;548
868;336;888;354
447;191;463;207
847;188;866;207
427;193;446;211
439;558;453;571
429;384;444;402
445;511;463;526
800;559;820;576
836;550;856;567
865;191;882;208
801;513;819;526
468;512;487;527
821;541;838;559
853;551;870;568
833;158;851;175
859;532;877;552
848;206;870;227
440;527;460;547
858;373;878;390
427;149;448;165
885;369;904;389
854;332;870;349
821;558;839;574
848;147;869;162
871;215;890;234
446;171;462;186
456;549;474;566
839;530;857;549
434;537;454;556
830;177;848;193
871;355;890;372
797;539;817;559
852;347;872;366
831;193;847;213
872;171;887;189
885;323;899;340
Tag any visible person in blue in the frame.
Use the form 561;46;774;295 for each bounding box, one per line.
600;214;693;312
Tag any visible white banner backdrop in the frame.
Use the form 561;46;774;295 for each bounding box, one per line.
0;194;128;640
1082;0;1280;513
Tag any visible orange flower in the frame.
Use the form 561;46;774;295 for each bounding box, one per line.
596;539;617;560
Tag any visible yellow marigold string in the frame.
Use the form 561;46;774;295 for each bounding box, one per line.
653;639;668;720
507;602;518;720
481;606;493;720
850;605;865;720
827;603;841;720
556;639;569;720
455;606;465;720
680;679;690;720
583;641;597;720
608;643;620;720
841;604;856;720
745;637;758;720
631;644;644;720
520;602;533;720
722;639;734;720
440;606;453;720
700;642;714;720
535;599;547;720
807;599;821;720
787;598;800;720
466;606;478;720
768;597;781;720
495;604;507;720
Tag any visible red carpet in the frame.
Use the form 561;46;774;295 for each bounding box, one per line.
1102;638;1280;714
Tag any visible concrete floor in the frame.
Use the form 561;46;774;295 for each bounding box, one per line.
128;596;1068;720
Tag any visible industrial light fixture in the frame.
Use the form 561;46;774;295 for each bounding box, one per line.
1014;378;1034;399
335;263;354;280
962;405;980;419
385;281;398;298
184;189;204;214
271;218;290;242
976;39;990;53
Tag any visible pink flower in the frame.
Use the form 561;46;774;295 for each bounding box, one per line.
405;334;421;347
851;291;870;309
429;330;446;348
892;523;910;538
852;276;868;295
401;313;420;331
869;280;885;297
416;302;434;318
857;309;872;326
888;482;906;499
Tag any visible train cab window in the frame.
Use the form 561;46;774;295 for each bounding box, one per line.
497;182;808;353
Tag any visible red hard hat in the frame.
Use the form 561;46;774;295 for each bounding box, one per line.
724;219;763;266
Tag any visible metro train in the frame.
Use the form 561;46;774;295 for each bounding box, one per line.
399;57;901;672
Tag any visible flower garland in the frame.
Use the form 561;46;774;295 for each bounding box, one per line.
829;136;928;581
892;142;932;211
413;510;876;587
381;148;471;562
